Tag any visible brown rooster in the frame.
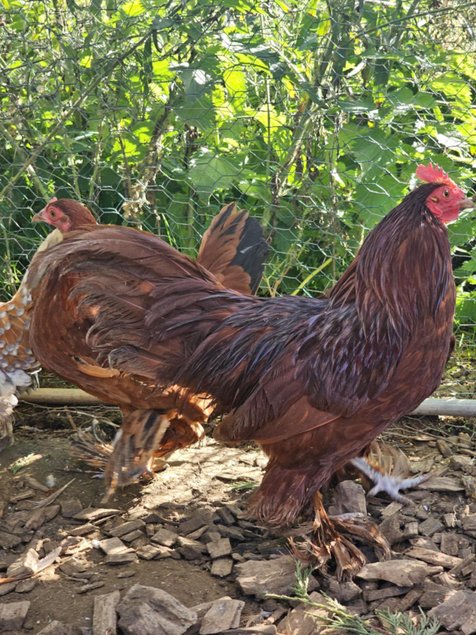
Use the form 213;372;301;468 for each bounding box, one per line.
28;165;472;574
29;198;268;495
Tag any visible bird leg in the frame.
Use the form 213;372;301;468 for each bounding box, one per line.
290;491;390;581
103;411;171;500
351;442;430;504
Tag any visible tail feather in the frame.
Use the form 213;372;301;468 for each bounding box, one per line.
197;203;268;295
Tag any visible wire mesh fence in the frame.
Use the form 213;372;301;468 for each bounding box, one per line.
0;0;474;399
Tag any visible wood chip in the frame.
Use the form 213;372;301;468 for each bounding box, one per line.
74;508;121;522
357;559;442;587
108;519;145;537
93;590;120;635
419;517;444;536
406;547;462;569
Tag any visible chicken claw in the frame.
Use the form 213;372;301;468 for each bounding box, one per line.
350;456;429;504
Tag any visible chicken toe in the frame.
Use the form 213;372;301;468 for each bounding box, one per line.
350;455;429;504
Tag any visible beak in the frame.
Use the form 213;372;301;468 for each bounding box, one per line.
32;209;46;222
458;196;474;211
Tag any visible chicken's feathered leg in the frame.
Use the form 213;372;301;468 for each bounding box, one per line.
291;491;390;580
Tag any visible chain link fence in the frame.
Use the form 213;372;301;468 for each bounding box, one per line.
0;0;474;400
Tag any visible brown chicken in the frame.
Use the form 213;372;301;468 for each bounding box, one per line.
28;165;472;575
29;198;268;494
0;199;97;447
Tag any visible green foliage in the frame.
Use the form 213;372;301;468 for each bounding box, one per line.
0;0;475;318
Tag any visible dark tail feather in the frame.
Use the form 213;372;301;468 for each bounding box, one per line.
197;203;268;295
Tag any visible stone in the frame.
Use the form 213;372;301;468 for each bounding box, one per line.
105;552;137;566
73;508;120;521
200;598;244;634
236;556;317;599
418;476;464;492
463;515;476;534
61;498;83;518
357;559;442;587
419;517;444;537
419;581;451;609
326;579;361;603
137;544;174;560
405;546;462;569
208;557;232;577
276;592;329;635
37;621;75;634
15;579;37;593
0;581;17;596
69;523;97;537
0;530;22;549
364;585;410;602
207;538;232;559
176;536;207;560
24;505;60;530
226;628;277;634
429;590;476;634
0;600;30;631
150;527;177;548
329;480;367;516
117;584;197;635
93;590;120;635
108;520;145;537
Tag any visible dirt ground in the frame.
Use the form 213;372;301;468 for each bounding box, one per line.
1;404;476;634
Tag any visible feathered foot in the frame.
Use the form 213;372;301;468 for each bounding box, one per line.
290;492;390;581
351;443;429;504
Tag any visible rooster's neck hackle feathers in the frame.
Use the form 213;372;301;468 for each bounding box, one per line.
329;182;452;343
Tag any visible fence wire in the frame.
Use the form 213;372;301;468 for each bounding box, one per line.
0;0;475;400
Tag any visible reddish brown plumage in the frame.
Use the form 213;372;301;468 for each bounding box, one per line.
28;168;470;523
29;200;267;493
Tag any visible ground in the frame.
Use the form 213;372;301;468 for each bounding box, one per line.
1;402;476;634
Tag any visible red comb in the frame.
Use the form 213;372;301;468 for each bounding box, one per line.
415;163;455;187
47;196;58;204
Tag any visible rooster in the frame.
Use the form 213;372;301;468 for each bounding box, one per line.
27;165;472;574
29;198;268;495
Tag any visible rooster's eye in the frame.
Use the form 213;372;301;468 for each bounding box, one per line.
50;210;56;218
443;190;449;198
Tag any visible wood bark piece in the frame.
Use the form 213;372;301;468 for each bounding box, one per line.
429;590;476;634
405;546;462;569
108;519;145;537
117;584;197;635
357;559;442;586
235;556;318;598
93;590;120;635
